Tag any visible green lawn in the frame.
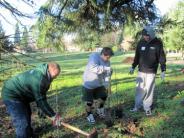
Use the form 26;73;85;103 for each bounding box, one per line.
0;51;184;138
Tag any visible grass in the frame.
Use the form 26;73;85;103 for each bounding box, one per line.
0;51;184;138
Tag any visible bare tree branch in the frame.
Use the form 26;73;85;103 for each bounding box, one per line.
22;0;34;7
0;0;33;18
0;31;33;39
0;13;14;25
57;0;68;19
1;47;35;67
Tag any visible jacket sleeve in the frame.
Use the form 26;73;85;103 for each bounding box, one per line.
88;54;105;74
158;41;166;72
32;76;55;117
132;43;140;69
36;97;55;117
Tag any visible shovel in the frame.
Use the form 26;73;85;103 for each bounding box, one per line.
48;117;98;138
105;76;114;127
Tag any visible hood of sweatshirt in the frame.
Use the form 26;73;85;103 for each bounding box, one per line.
142;26;155;40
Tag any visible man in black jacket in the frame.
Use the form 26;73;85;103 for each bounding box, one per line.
129;26;166;116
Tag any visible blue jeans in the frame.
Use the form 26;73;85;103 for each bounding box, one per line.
3;100;33;138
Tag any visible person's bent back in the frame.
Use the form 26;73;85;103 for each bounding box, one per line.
1;62;62;138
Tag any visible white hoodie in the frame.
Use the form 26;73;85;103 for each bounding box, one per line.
83;53;110;89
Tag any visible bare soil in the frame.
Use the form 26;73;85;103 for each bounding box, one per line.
122;57;134;64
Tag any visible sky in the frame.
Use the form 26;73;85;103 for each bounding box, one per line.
0;0;47;35
0;0;181;36
154;0;180;15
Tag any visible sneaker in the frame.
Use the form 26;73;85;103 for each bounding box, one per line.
130;107;138;112
145;110;152;116
97;108;106;118
87;114;95;124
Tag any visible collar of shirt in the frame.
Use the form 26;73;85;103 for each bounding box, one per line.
47;70;52;82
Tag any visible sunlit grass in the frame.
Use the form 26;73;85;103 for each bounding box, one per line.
0;51;184;137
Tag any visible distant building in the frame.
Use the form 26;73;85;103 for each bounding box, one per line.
95;47;103;53
63;33;80;52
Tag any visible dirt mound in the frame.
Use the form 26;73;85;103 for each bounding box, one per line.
164;81;184;92
122;57;134;64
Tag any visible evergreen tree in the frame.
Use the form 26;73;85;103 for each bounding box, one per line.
21;27;29;49
0;21;10;59
161;1;184;58
14;23;21;45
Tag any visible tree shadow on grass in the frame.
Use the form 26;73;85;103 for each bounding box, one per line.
111;76;135;85
31;84;135;137
143;80;184;138
114;79;184;138
153;80;184;108
31;75;184;138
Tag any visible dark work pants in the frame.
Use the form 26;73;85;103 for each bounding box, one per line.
3;100;33;138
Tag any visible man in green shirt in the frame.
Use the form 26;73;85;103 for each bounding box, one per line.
1;62;61;138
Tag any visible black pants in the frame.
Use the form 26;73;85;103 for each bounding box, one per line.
82;86;107;103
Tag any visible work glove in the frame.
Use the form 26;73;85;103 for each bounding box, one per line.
160;71;165;81
51;114;62;127
104;67;112;75
104;70;111;88
129;67;134;75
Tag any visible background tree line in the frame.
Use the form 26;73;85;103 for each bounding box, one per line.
0;0;183;55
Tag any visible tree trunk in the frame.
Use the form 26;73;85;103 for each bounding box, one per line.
180;48;184;60
0;45;1;60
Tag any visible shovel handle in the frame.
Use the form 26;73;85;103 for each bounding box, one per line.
60;121;90;136
107;76;112;94
48;116;90;136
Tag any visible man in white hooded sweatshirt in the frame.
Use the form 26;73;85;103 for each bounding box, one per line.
129;26;166;116
82;47;114;124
